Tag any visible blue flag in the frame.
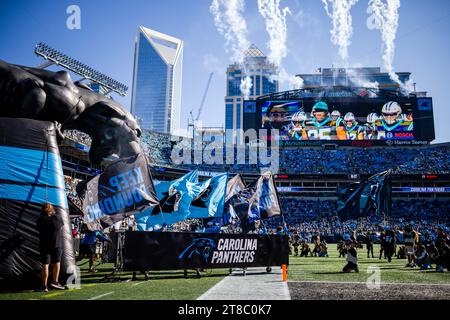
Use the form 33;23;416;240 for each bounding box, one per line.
337;170;392;220
135;170;201;231
189;173;228;219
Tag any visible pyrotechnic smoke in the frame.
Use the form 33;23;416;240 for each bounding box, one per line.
346;68;379;93
240;76;253;100
322;0;359;65
368;0;413;92
210;0;253;98
258;0;303;90
210;0;250;63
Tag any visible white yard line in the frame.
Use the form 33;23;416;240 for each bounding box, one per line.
131;281;147;287
289;280;450;286
88;291;114;300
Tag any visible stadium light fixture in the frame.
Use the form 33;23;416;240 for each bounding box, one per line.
34;42;128;97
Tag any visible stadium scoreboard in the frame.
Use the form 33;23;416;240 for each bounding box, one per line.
243;90;435;147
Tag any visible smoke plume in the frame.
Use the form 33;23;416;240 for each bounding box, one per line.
210;0;254;98
368;0;413;92
322;0;359;65
258;0;303;90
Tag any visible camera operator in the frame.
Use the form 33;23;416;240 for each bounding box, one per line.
343;241;359;273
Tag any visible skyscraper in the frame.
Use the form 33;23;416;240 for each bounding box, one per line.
131;27;183;135
225;45;278;143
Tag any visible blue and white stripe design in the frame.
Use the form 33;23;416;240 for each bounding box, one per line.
0;145;68;209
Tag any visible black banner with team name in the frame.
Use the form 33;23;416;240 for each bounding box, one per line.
123;232;289;271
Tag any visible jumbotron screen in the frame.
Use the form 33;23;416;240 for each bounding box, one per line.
243;95;435;145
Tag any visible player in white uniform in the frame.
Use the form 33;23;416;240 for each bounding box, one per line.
361;113;379;140
288;111;308;140
375;101;414;140
337;112;364;140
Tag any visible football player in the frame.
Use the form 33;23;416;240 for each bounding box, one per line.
288;111;308;140
337;112;364;140
375;101;414;140
304;101;333;140
361;113;379;140
330;110;343;127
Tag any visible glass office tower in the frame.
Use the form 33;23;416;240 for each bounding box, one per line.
131;27;183;135
225;45;278;144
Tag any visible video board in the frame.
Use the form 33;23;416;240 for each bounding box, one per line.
243;95;435;146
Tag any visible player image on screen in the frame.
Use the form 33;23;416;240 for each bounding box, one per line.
375;101;414;140
288;111;308;140
337;112;364;140
361;113;379;140
330;110;343;127
262;103;290;131
304;101;333;140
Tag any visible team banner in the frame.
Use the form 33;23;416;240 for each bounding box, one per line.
135;171;201;230
189;173;228;219
225;180;259;223
256;173;282;219
226;174;246;202
226;173;282;223
337;170;392;220
82;153;159;230
123;231;289;270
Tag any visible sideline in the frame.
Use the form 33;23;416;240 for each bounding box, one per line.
198;267;291;300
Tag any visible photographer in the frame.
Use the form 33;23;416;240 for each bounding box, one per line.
343;241;359;273
292;231;301;256
300;239;311;257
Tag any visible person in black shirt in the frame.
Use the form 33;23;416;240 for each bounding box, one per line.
292;231;301;256
379;231;386;260
343;241;359;273
36;203;65;291
365;233;374;258
384;227;396;263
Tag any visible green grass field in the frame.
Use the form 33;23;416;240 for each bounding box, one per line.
0;244;448;300
288;244;450;284
0;264;229;300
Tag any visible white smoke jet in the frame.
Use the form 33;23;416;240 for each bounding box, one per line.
322;0;359;65
368;0;413;92
346;68;379;95
258;0;303;90
240;76;253;100
211;0;256;97
257;0;291;67
210;0;250;64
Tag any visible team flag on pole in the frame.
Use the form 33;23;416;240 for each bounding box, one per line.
135;170;201;230
82;153;159;230
189;173;228;219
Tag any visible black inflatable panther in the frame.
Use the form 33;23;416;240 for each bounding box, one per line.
0;60;142;165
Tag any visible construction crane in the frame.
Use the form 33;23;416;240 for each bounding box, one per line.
188;72;214;136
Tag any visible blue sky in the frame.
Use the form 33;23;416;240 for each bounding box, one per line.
1;0;449;142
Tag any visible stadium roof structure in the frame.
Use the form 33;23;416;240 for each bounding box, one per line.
35;42;128;96
256;86;410;101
